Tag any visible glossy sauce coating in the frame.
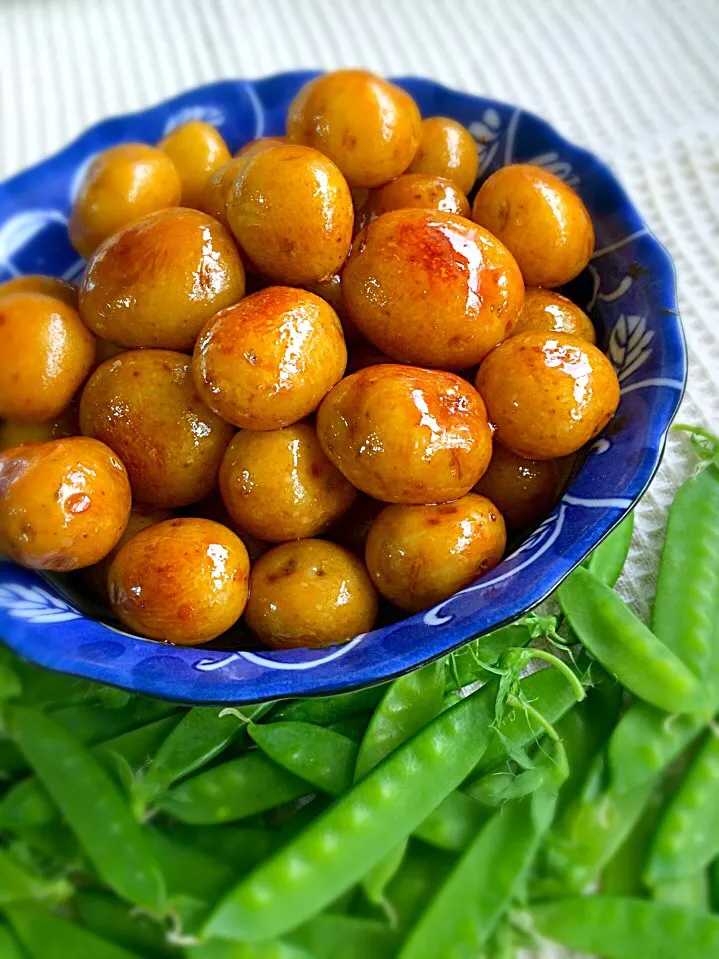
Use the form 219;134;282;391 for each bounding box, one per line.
159;121;231;209
245;539;378;649
316;364;493;503
201;158;248;228
365;494;506;612
0;437;131;570
234;136;288;159
366;174;470;221
473;444;562;528
408;117;480;194
85;503;171;601
0;275;78;308
193;286;347;430
476;331;620;459
108;517;249;645
342;209;525;369
304;274;362;346
0;402;79;452
80;208;245;350
512;287;596;344
79;349;234;508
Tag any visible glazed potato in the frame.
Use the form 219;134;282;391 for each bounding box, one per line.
185;492;270;563
287;69;421;188
476;332;620;459
342;209;524;369
0;437;131;570
513;288;596;344
69;144;182;258
85;504;171;601
227;144;353;285
201;158;247;228
79;350;234;508
219;424;356;542
193;287;347;430
0;275;78;308
365;494;506;613
234;136;288;159
367;174;470;220
159;120;231;209
472;164;595;287
0;293;95;422
304;274;362;346
474;444;562;528
408;116;479;194
245;539;378;649
108;518;249;645
317;364;493;503
80;208;245;350
0;402;78;452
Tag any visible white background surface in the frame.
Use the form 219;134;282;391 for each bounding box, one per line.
0;0;717;619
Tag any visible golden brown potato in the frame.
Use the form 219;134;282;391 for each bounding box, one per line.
365;494;506;612
108;517;249;645
79;208;245;350
473;444;562;528
193;287;347;430
342;209;524;369
79;349;234;508
408;117;479;194
0;437;130;570
303;274;362;346
227;143;353;285
234;136;288;159
512;288;596;344
85;504;171;601
476;332;620;459
287;70;421;188
367;174;470;219
69;144;182;258
0;402;79;452
201;158;247;228
185;492;270;562
159;120;231;209
0;275;78;308
245;539;378;649
0;293;95;423
472;164;595;288
219;424;356;542
317;364;492;503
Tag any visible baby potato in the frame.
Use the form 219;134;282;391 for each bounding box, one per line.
0;293;95;423
512;287;596;344
408;116;479;194
287;69;421;188
474;444;562;528
303;274;362;346
79;349;234;508
476;332;620;459
84;504;171;601
0;437;131;570
472;164;594;287
201;158;247;228
193;286;347;430
367;174;470;219
227;143;353;285
186;492;270;562
0;402;79;452
317;364;492;504
219;423;356;543
0;275;78;308
80;208;245;350
69;144;182;258
342;209;524;369
159;120;231;209
365;494;506;613
245;539;378;649
108;517;249;645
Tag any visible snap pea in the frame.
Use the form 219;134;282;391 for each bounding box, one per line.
148;828;234;905
384;842;455;930
249;722;358;796
413;790;491;852
275;687;385;725
585;511;635;586
0;846;71;905
327;715;370;741
51;696;179;743
163;824;280;872
0;740;26;780
289;915;400;959
652;872;710;910
188;941;316;959
361;839;407;911
5;902;144;959
75;890;180;958
464;765;547;807
0;924;23;959
0;662;21;702
446;624;532;691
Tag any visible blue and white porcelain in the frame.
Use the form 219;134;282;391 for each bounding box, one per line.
0;73;686;704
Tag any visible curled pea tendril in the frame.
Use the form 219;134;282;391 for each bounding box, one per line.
674;424;719;469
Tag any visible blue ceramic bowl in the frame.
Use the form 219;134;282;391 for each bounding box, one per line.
0;72;685;704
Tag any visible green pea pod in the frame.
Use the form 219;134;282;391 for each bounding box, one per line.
327;715;370;741
148;828;234;906
51;696;179;743
75;890;179;958
0;924;23;959
465;766;547;807
652;873;710;910
384;842;455;930
289;915;401;959
0;740;26;780
163;823;279;871
8;658;97;708
413;790;491;852
275;687;385;725
446;624;532;690
361;839;408;910
0;846;72;905
7;706;166;914
249;722;358;796
0;662;21;702
188;941;316;959
585;511;635;586
6;902;144;959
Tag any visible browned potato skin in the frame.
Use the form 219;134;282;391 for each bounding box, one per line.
365;494;506;613
245;539;378;649
0;293;95;422
474;444;562;528
79;349;234;508
185;492;270;562
227;144;353;285
193;287;347;430
408;117;480;194
85;504;171;601
108;517;249;645
219;424;356;543
476;332;620;459
304;274;362;346
472;164;595;288
513;288;596;344
0;402;79;452
233;136;288;159
0;437;131;570
368;174;470;219
287;70;421;188
0;275;78;308
69;144;182;258
80;208;245;350
317;364;493;504
342;209;525;369
201;158;247;228
159;121;231;209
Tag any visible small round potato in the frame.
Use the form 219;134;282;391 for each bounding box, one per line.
159;120;231;209
108;517;249;645
80;208;245;350
245;539;378;649
85;504;171;601
69;144;182;258
365;494;506;612
193;287;347;430
287;69;421;188
475;332;620;459
0;275;78;308
220;424;356;542
234;136;288;159
201;158;247;228
342;209;524;368
472;164;595;288
408;116;479;194
0;437;131;570
474;444;562;528
512;288;596;344
304;274;362;346
367;174;470;220
185;492;270;563
317;364;493;504
79;349;234;508
0;293;95;423
0;403;79;452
